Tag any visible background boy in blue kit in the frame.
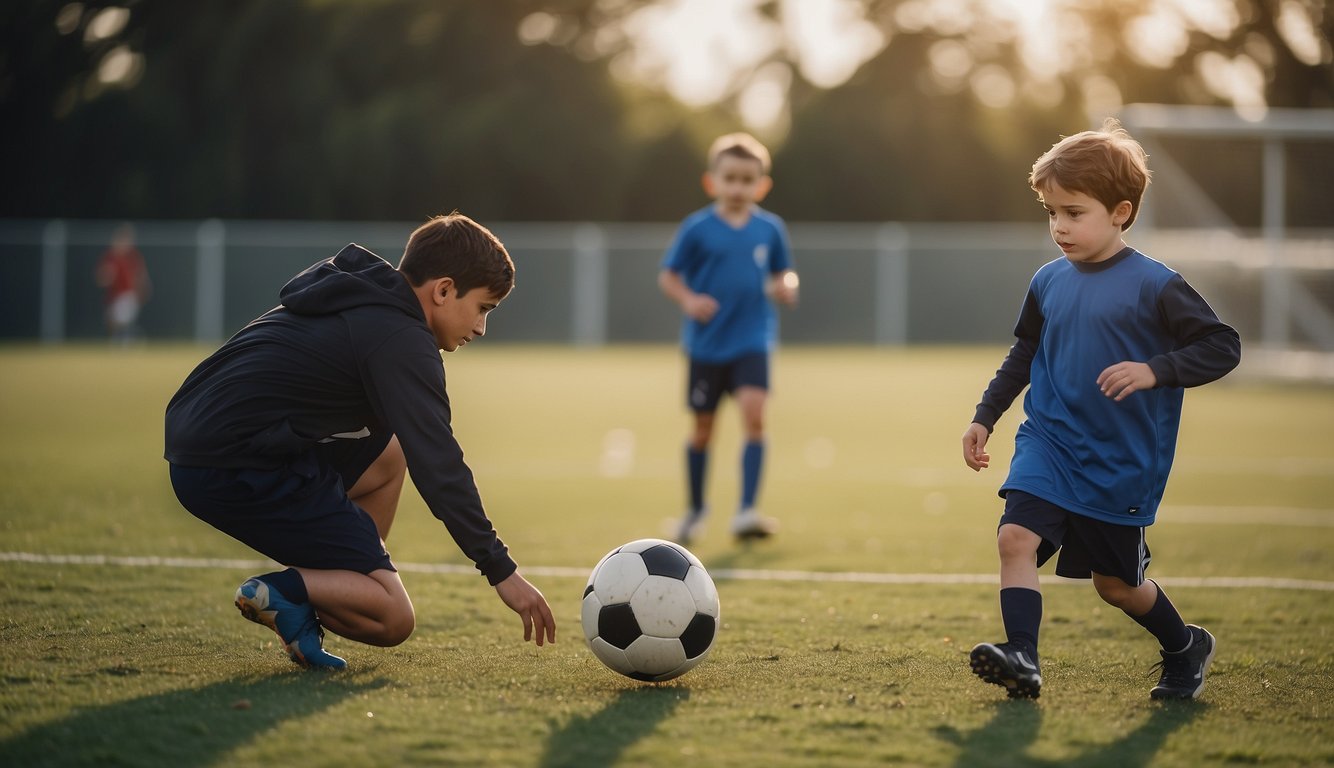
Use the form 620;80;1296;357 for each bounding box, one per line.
659;132;800;545
166;213;556;669
961;119;1241;700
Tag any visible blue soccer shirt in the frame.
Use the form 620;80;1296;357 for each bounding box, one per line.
662;205;793;363
972;247;1240;526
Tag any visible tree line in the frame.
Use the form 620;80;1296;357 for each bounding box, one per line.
3;0;1331;226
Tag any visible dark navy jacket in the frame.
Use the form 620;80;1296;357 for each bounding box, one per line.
973;247;1241;526
165;244;515;584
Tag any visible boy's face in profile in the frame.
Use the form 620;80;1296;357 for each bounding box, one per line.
426;280;504;353
704;153;771;215
1038;182;1131;265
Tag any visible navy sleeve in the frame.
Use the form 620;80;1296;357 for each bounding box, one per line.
1146;275;1242;388
364;330;517;586
973;289;1042;432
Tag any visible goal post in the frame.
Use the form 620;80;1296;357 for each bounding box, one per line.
1117;103;1334;383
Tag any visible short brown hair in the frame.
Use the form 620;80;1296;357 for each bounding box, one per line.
708;132;772;174
398;213;515;297
1029;118;1152;230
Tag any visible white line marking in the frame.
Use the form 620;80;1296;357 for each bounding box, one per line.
3;551;1332;591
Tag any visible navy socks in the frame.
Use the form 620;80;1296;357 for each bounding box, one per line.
259;568;309;604
741;440;764;509
687;446;707;514
1128;580;1192;653
1000;587;1042;656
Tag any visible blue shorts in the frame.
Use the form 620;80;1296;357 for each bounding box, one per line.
1000;490;1151;586
687;352;769;412
169;433;396;574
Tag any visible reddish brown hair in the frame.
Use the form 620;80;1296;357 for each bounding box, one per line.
1029;118;1152;230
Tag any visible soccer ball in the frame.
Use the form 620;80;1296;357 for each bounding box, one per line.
581;538;720;682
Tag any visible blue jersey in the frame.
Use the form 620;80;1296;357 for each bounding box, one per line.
662;205;792;363
973;247;1240;526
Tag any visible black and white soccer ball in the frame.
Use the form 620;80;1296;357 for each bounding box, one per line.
581;538;720;682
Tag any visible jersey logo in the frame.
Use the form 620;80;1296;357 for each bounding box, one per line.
753;244;769;269
318;427;371;443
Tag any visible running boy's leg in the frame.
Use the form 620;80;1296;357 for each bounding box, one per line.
1092;573;1213;699
731;352;777;539
735;384;766;508
971;492;1055;699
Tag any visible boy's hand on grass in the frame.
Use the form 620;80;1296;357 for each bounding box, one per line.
962;422;990;471
495;571;556;647
1097;361;1156;402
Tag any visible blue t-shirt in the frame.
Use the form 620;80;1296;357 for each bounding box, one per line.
662;205;792;363
973;247;1241;526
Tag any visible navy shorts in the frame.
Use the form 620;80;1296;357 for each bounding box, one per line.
169;432;396;574
1000;490;1151;586
687;352;769;412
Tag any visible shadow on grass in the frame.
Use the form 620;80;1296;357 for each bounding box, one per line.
1;673;385;767
933;698;1205;767
538;686;689;768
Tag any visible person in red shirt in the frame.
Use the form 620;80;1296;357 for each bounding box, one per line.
97;223;152;343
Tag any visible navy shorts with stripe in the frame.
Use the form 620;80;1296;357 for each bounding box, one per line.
999;490;1151;586
169;432;396;574
687;352;769;412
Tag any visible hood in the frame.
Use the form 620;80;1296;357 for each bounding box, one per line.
280;244;423;319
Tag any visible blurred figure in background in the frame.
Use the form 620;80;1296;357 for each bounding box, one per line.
659;132;799;546
97;223;152;344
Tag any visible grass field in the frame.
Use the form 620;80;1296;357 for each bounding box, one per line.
1;345;1331;767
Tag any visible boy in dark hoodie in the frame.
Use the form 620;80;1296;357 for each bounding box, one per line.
166;213;555;669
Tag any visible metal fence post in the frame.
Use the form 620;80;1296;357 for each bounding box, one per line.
571;223;608;346
875;223;909;346
40;219;67;344
196;219;226;343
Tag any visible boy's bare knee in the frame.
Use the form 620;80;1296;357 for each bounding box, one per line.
996;525;1038;560
369;612;415;647
1093;578;1134;608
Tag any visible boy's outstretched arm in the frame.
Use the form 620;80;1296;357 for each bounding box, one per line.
495;571;556;646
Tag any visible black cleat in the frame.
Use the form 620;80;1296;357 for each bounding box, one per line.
970;642;1042;699
1150;625;1215;700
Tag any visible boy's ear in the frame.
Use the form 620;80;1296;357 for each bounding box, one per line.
753;175;773;203
700;171;715;197
433;276;455;304
1113;200;1133;228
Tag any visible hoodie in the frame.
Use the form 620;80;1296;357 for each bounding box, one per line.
165;244;515;585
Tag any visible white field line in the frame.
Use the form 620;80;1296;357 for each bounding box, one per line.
3;551;1332;592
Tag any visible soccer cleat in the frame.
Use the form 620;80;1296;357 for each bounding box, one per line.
731;508;778;541
970;642;1042;699
675;507;709;546
1150;624;1215;700
235;577;346;670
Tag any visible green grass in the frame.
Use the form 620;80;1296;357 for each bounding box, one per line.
2;345;1332;767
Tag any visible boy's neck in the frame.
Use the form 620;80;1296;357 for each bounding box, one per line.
714;202;754;227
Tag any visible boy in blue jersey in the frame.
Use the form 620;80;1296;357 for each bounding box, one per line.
659;133;799;544
961;119;1240;700
166;214;556;669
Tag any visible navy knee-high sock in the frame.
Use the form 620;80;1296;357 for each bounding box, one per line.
259;568;308;604
740;440;764;510
687;446;708;514
1000;587;1042;656
1127;580;1192;653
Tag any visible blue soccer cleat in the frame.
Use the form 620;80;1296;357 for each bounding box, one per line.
235;577;346;670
